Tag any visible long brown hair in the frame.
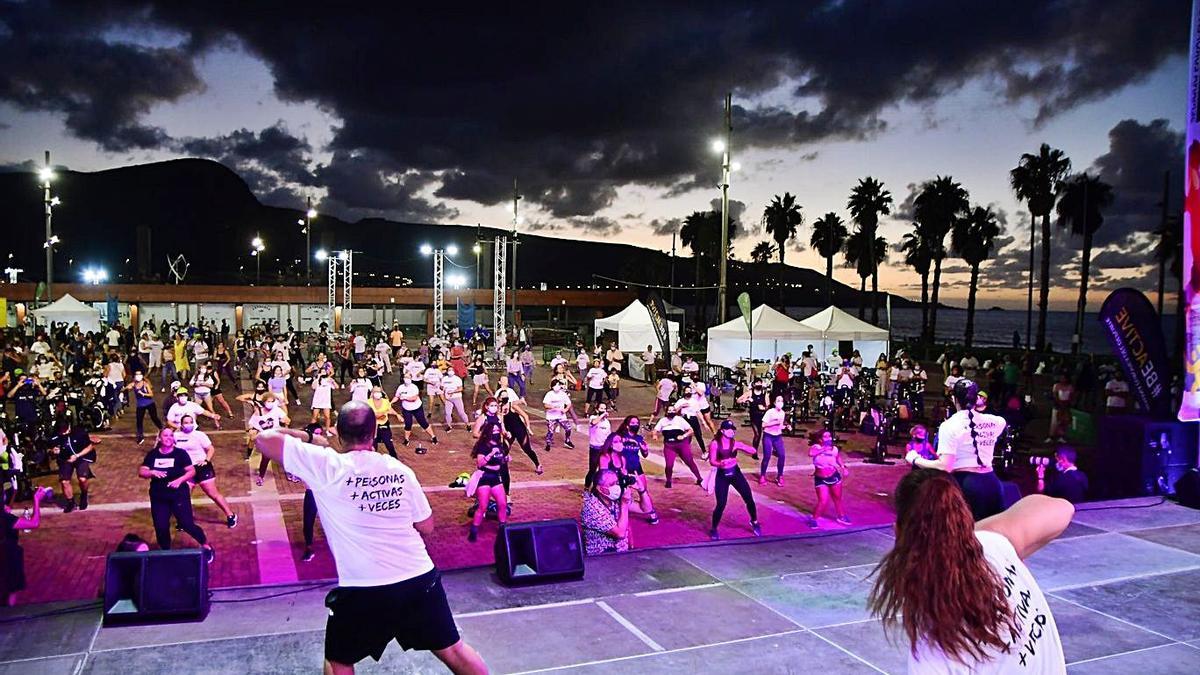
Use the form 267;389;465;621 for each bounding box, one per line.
868;469;1016;664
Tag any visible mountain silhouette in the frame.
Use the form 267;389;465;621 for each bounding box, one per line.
0;158;914;314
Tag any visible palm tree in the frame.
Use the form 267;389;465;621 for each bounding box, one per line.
810;212;848;306
1056;173;1115;354
680;210;741;327
843;228;889;319
761;192;804;265
913;176;969;341
1010;143;1072;351
847;177;893;323
750;241;777;265
1154;211;1182;316
951;206;1002;347
899;224;933;337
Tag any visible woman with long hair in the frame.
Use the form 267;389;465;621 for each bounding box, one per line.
869;469;1072;672
602;415;658;525
909;379;1008;521
707;420;762;540
467;422;509;542
807;429;850;527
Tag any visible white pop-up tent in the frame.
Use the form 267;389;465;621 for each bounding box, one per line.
32;293;102;333
797;305;889;361
594;300;680;353
705;305;815;367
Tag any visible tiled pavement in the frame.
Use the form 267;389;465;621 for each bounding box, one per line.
2;497;1199;673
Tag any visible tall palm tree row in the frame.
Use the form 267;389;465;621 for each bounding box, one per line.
913;175;970;341
1010;143;1072;352
750;241;777;265
843;228;888;318
810;212;848;306
950;206;1002;347
680;210;741;327
1056;172;1115;354
761;192;804;265
899;223;933;335
846;177;893;323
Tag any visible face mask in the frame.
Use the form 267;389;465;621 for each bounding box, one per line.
178;396;188;404
775;401;784;409
181;423;196;433
605;485;623;500
628;424;640;433
134;373;144;381
722;429;736;439
264;401;276;410
666;411;677;419
486;405;498;414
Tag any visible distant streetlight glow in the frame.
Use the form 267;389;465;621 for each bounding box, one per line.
315;249;328;261
448;273;466;289
446;244;459;256
472;243;481;254
419;243;434;256
337;250;349;261
711;139;726;153
38;167;54;183
306;208;318;219
82;267;108;285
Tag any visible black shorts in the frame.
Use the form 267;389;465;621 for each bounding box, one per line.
401;407;428;430
814;471;842;487
478;469;502;488
58;459;94;481
193;462;216;483
324;568;459;664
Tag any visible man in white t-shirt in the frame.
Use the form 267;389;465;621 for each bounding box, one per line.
353;332;367;361
440;371;469;431
648;375;677;425
106;326;121;348
542;381;576;451
1105;370;1130;416
255;402;485;673
165;388;222;430
641;345;657;383
584;360;608;412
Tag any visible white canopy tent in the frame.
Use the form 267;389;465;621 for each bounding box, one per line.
797;305;889;361
595;300;680;380
705;305;814;367
32;293;103;333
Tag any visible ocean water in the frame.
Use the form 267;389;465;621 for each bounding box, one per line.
788;306;1180;355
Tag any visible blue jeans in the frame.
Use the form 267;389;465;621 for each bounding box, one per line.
508;372;526;398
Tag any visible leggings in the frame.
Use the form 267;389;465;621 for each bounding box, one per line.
286;377;299;403
338;360;354;384
713;466;758;529
953;471;1004;521
509;428;540;468
584;445;604;488
663;440;702;483
684;415;706;452
401;406;429;430
545;419;573;446
135;403;163;441
218;361;238;390
150;489;207;550
303;489;317;547
760;434;785;479
375;426;397;458
443;397;469;425
749;415;764;449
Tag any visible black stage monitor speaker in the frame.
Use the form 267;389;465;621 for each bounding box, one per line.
1091;417;1199;500
1175;469;1200;510
103;549;209;625
495;519;585;585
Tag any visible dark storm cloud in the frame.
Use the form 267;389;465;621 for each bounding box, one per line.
177;122;316;186
649;218;681;237
1088;118;1184;249
314;151;458;223
3;1;1189;219
567;216;622;236
0;1;201;151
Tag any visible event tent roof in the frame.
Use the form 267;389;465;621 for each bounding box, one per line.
708;304;810;338
797;306;888;340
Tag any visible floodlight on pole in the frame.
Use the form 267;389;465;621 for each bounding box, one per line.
40;150;58;303
82;267;108;285
315;249;328;261
304;197;316;285
419;243;434;256
251;234;265;283
715;92;733;325
446;244;459;256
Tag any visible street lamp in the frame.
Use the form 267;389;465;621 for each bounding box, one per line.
251;235;265;284
713;92;733;324
304;197;317;285
39;151;59;302
315;249;328;261
82;267;108;285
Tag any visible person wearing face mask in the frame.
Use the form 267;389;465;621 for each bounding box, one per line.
905;424;936;463
652;402;703;489
166;387;222;431
542;380;576;452
369;388;403;459
468;352;491;407
124;370;162;444
605;416;657;524
466;423;509;542
497;393;542;475
583;403;612;489
736;379;769;450
647;372;677;427
707;420;762;540
757;395;788;486
679;381;709;458
309;372;339;429
348;367;373;403
440;367;470;432
251;394;291;485
237;381;270;456
138;428;214;563
808;429;851;526
392;376;439;448
175;414;238;528
581;469;632;555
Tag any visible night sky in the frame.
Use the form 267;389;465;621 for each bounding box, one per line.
0;1;1189;309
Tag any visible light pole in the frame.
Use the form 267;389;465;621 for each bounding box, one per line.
251;235;265;284
303;198;317;285
473;242;482;288
511;180;521;329
39;151;60;303
714;93;732;325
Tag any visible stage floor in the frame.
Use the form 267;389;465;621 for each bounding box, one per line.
2;496;1199;674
